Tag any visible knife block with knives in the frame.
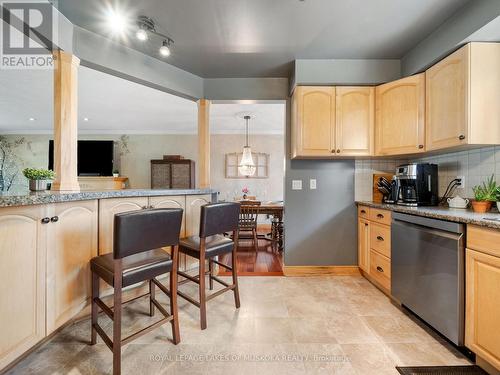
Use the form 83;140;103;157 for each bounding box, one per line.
373;173;395;203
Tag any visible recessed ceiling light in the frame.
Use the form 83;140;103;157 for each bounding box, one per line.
29;117;35;121
83;117;89;122
107;9;127;34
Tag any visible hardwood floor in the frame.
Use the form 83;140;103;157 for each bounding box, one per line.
219;227;283;276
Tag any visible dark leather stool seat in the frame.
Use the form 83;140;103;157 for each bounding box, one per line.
179;234;233;259
91;249;173;288
177;202;241;330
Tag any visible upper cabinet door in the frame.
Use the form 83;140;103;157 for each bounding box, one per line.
426;45;469;151
292;86;335;158
375;73;425;156
336;87;374;156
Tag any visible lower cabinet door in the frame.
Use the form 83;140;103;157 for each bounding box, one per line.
46;201;98;333
0;205;46;371
466;248;500;371
358;219;370;272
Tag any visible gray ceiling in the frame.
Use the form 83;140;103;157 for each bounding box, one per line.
57;0;471;78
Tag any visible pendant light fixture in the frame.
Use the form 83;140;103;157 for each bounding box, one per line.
238;115;256;177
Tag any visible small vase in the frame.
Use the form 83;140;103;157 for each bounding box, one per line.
471;200;492;213
243;194;247;200
29;180;48;192
113;173;119;178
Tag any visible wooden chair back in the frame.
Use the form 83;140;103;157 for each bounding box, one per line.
238;201;261;230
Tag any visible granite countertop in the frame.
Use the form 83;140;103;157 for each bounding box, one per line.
0;188;218;208
356;201;500;230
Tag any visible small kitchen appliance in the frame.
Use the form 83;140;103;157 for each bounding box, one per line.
394;163;438;206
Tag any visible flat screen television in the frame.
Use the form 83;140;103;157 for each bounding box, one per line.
48;140;114;176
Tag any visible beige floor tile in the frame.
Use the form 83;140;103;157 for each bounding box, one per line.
6;276;472;375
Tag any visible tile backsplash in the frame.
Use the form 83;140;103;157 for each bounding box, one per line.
354;146;500;201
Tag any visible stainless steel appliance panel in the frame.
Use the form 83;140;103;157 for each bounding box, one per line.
391;212;465;345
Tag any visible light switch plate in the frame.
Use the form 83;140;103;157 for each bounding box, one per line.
310;179;317;189
292;180;302;190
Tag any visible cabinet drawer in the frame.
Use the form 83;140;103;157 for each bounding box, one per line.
370;223;391;258
370;250;391;292
467;225;500;258
369;208;391;226
358;205;370;219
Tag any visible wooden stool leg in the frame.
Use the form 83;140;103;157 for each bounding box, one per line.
149;279;155;317
170;246;180;344
90;271;99;345
199;242;207;330
232;231;241;308
113;262;122;375
208;259;214;290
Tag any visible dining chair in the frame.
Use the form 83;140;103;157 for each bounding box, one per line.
238;200;261;252
89;208;183;375
177;202;241;330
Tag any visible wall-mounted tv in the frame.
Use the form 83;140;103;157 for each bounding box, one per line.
48;140;114;176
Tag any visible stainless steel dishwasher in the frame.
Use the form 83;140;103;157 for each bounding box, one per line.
391;212;465;346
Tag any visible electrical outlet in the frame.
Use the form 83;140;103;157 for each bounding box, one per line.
457;176;465;190
292;180;302;190
310;179;317;190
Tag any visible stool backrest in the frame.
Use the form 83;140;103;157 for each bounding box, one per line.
113;208;183;259
199;202;240;238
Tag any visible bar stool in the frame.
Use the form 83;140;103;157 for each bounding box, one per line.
177;202;241;330
90;208;183;375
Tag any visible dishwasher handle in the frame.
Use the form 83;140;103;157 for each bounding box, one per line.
392;212;464;235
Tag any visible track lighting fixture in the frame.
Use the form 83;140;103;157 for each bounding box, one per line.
135;15;174;58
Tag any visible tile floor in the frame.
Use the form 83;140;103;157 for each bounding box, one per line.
6;276;470;375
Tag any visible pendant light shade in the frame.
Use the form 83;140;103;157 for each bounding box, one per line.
238;116;256;177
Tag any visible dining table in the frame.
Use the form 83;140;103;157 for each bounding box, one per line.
240;200;284;250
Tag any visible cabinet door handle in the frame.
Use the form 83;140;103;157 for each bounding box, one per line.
376;266;384;273
41;217;50;224
149;205;154;209
50;216;59;223
336;149;340;153
418;144;424;149
360;210;366;214
376;236;384;241
142;206;149;209
377;214;384;219
331;149;335;153
458;134;465;140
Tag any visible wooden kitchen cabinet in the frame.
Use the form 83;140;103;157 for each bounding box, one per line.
466;225;500;371
375;73;425;156
358;218;370;273
426;43;500;151
335;87;374;156
98;197;149;255
292;86;336;158
46;200;98;334
357;205;391;294
0;205;46;371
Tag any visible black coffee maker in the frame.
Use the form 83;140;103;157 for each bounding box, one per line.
395;163;438;206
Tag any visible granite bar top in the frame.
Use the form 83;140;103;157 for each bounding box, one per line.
356;201;500;230
0;189;218;208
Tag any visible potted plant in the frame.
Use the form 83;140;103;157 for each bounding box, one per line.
496;186;500;212
23;168;55;192
471;175;497;213
242;187;249;200
113;169;120;178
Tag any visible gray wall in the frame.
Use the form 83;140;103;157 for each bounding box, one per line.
284;159;357;266
401;0;500;75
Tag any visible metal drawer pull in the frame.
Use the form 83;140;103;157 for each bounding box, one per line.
377;214;384;219
41;217;50;224
376;236;384;241
376;266;384;273
50;216;59;223
458;134;465;140
360;210;366;214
